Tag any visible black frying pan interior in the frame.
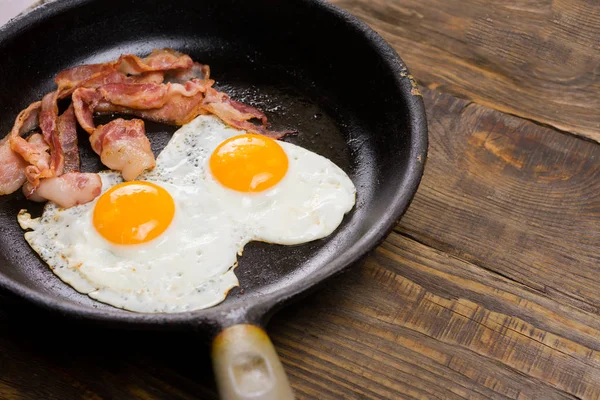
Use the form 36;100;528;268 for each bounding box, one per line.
0;0;427;331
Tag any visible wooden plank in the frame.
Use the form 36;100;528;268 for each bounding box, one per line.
332;0;600;142
3;232;599;399
270;232;600;399
396;87;600;314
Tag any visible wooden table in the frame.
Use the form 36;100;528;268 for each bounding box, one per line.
2;0;600;399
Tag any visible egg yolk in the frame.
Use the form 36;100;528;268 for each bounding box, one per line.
209;134;288;192
93;181;175;245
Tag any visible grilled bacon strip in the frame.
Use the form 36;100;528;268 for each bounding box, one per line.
57;105;80;174
24;173;102;208
55;48;192;96
39;91;63;175
0;102;41;195
90;119;155;181
92;80;212;125
11;133;51;194
75;79;290;137
201;87;293;139
117;48;193;75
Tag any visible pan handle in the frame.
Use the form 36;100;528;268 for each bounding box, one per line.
212;324;295;400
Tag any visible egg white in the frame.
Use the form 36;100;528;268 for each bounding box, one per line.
18;115;356;313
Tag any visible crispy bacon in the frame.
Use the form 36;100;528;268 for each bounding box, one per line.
12;102;41;136
73;79;212;127
56;63;111;88
165;62;210;84
72;88;101;134
39;91;63;175
129;71;165;85
55;48;188;98
117;48;193;75
90;119;155;181
2;97;79;197
56;63;118;96
72;86;157;180
10;134;51;192
72;81;188;134
57;68;166;99
56;49;191;90
96;80;212;125
0;140;28;195
33;92;80;184
56;105;80;174
201;87;293;139
98;83;169;110
24;173;102;208
0;102;41;195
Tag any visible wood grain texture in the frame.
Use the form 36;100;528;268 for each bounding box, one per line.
332;0;600;142
2;231;599;399
270;233;600;399
398;87;600;314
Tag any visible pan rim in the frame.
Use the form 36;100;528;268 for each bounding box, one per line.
0;0;428;328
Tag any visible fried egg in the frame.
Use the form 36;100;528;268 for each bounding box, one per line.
18;115;356;313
